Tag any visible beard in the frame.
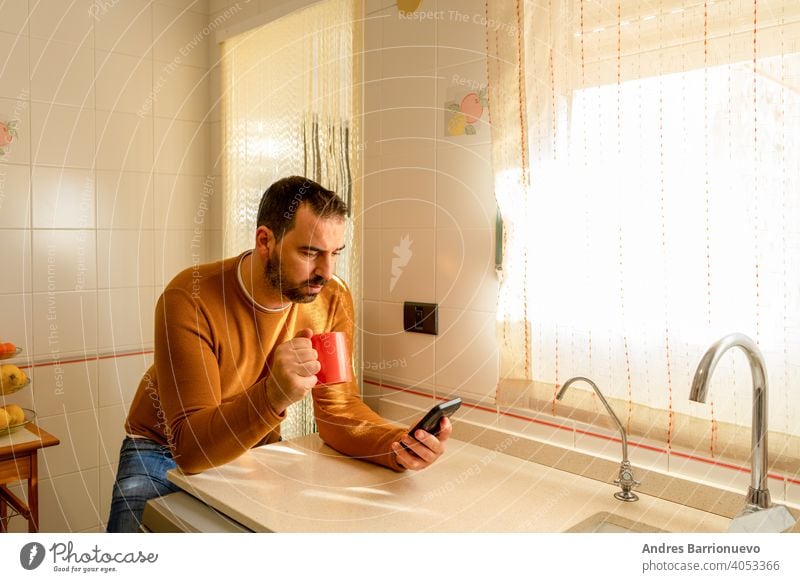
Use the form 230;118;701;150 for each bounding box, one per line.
264;250;328;303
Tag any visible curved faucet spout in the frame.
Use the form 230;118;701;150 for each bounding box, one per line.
558;376;638;501
558;376;629;461
689;333;770;511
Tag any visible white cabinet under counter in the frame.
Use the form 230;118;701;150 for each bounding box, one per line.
147;435;730;533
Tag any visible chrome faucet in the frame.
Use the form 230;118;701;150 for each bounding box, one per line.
557;376;639;502
690;333;797;532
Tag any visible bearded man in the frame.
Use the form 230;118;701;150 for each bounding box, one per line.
106;176;451;532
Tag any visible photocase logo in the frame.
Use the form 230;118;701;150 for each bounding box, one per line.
20;542;46;570
390;234;413;292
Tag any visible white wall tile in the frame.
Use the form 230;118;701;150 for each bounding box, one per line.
0;97;31;165
209;119;222;174
38;408;100;478
203;228;223;262
98;463;116;529
153;4;208;68
381;44;437;78
38;468;102;532
435;306;498;397
435;0;488;69
95;51;154;114
377;148;436;229
207;65;221;122
30;0;94;45
379;227;435;302
0;32;30;99
31;103;95;168
362;299;382;378
0;163;32;228
0;0;29;35
381;3;436;50
32;291;98;355
29;38;95;107
156;0;209;13
436;228;497;312
94;0;153;57
97;229;155;288
0;229;31;294
362;160;382;223
379;108;436;159
153;62;210;121
30;360;97;417
365;0;394;15
97;352;152;408
208;0;238;12
362;228;381;300
435;143;495;229
0;293;33;351
95;110;154;172
154;118;208;175
378;301;436;389
97;403;127;468
154;173;214;229
154;229;197;286
32;229;97;292
96;170;155;230
97;286;156;349
32;166;95;229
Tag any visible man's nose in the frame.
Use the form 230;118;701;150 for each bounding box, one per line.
315;254;334;280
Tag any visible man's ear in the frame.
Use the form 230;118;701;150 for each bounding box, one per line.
255;225;275;258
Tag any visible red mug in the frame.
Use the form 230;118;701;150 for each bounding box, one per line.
310;332;353;385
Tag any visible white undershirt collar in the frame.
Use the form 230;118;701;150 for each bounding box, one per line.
236;250;292;313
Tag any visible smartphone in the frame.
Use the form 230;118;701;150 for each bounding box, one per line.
407;397;462;440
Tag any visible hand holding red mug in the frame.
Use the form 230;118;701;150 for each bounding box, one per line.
310;332;352;385
265;328;320;414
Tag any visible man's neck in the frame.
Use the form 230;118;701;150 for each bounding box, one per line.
239;251;291;311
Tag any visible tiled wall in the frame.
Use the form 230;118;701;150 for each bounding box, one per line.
0;0;222;532
361;0;500;404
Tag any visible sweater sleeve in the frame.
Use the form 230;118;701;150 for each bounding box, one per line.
312;282;409;472
155;288;285;474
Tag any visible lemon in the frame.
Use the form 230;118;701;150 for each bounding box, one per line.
4;404;24;425
0;364;27;393
0;408;10;430
447;112;467;136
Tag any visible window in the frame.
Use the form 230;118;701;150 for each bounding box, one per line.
490;0;800;463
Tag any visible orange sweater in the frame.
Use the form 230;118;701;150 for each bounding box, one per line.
125;252;407;474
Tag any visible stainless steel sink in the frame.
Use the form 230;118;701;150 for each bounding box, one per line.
565;511;666;533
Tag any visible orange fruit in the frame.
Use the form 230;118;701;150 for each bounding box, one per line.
460;92;484;124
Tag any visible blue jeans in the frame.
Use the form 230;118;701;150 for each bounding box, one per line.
106;437;181;533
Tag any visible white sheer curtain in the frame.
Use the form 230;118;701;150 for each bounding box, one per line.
220;0;362;439
489;0;800;466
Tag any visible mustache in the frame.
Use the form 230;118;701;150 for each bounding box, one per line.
304;276;328;287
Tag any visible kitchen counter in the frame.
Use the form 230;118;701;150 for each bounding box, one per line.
166;435;730;533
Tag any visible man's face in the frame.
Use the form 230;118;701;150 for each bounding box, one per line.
264;204;346;303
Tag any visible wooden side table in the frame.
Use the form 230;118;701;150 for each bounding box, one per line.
0;424;59;533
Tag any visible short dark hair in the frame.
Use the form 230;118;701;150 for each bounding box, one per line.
256;176;348;240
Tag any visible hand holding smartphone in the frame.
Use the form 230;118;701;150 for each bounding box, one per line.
401;398;461;452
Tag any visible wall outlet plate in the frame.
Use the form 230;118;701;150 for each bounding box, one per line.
403;302;438;335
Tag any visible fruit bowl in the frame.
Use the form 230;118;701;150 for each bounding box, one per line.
0;408;35;437
0;347;22;360
0;376;31;396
